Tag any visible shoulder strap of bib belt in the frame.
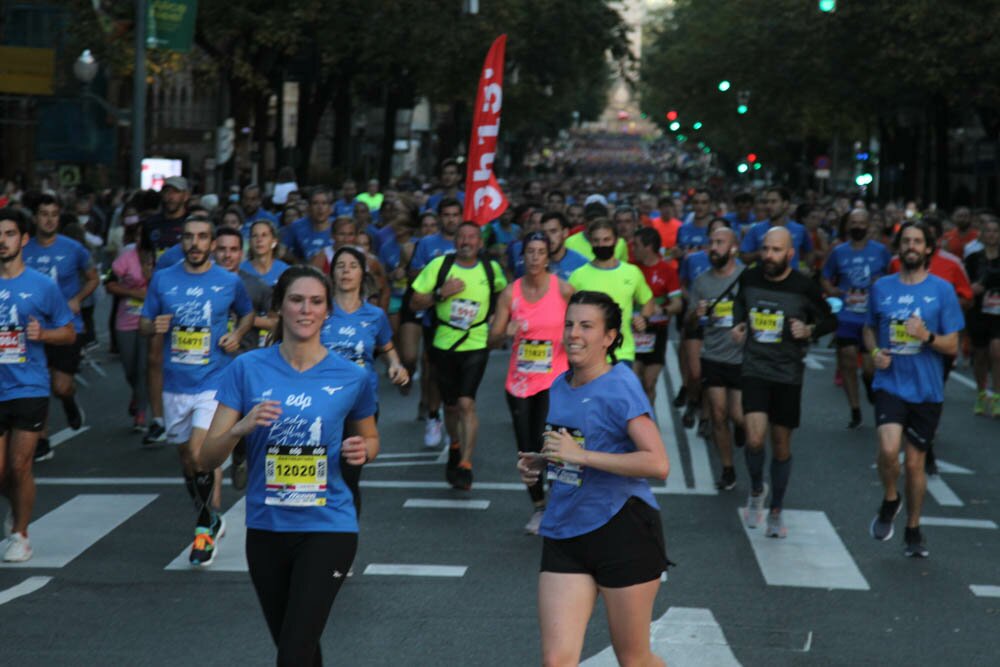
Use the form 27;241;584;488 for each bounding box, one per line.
432;252;497;352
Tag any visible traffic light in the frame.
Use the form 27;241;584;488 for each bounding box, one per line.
666;110;678;121
737;90;750;115
737;105;748;115
747;153;757;163
753;163;762;171
819;0;836;12
692;121;703;130
718;80;731;92
676;134;687;143
669;121;681;132
737;163;749;174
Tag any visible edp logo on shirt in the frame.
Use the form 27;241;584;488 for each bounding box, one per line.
286;392;313;410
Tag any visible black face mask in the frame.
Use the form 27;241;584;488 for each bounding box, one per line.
848;227;867;242
592;245;615;261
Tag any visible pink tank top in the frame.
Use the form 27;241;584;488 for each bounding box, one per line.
506;274;569;398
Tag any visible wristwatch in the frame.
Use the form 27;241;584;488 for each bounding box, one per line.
925;332;936;346
433;287;444;302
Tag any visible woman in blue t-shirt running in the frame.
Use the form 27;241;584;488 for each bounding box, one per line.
200;265;379;666
517;290;671;667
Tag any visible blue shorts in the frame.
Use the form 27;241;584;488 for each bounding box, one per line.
835;319;866;348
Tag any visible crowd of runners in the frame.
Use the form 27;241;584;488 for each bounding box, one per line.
0;130;995;665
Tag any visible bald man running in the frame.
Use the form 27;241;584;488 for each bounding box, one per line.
732;227;836;537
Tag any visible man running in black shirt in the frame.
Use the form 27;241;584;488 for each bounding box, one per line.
732;227;836;537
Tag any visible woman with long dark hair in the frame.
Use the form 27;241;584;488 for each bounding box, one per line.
199;265;378;666
517;290;671;667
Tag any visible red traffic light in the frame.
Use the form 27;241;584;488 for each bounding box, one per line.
666;110;678;121
746;153;758;163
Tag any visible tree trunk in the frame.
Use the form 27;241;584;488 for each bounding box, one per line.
379;87;399;183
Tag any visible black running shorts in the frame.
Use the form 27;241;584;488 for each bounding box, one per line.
429;347;490;406
740;376;802;429
702;359;742;390
44;339;83;375
873;390;942;452
541;497;669;588
634;326;668;366
0;397;49;435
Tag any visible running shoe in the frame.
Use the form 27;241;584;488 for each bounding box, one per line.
231;440;248;491
974;390;989;416
62;397;85;430
524;508;544;535
715;467;736;491
33;438;54;463
143;421;167;446
765;511;787;538
3;533;32;562
743;483;769;529
424;417;443;448
189;527;217;566
672;386;688;408
452;463;473;491
132;411;146;433
445;445;461;487
870;495;902;541
681;403;697;429
210;512;226;541
903;527;929;558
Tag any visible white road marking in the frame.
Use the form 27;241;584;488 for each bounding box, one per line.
739;509;869;591
655;371;688;494
403;499;490;510
49;426;91;449
0;494;157;569
582;607;741;666
0;576;53;605
804;354;825;370
165;497;247;572
948;371;977;390
920;517;996;529
936;459;973;475
662;342;718;494
970;585;1000;598
926;477;964;507
363;564;466;577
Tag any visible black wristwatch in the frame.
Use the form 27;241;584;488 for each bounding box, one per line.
433;287;444;303
925;332;936;346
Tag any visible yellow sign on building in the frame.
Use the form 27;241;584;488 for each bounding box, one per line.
0;46;55;95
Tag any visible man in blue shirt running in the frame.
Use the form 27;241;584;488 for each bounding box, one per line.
0;209;76;562
864;220;964;559
740;187;813;268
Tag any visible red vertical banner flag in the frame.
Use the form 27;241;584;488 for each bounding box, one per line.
463;34;509;226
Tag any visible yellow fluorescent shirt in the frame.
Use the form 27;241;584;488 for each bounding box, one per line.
564;232;628;262
568;261;653;361
412;255;507;352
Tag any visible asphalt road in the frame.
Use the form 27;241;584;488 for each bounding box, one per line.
1;316;998;666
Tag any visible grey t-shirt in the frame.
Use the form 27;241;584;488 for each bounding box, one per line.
688;266;744;365
237;269;272;353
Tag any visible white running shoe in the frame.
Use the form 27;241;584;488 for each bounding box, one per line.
743;482;769;529
4;533;32;562
424;418;443;448
524;509;544;535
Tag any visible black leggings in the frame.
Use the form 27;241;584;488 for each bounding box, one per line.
246;529;358;667
505;390;548;504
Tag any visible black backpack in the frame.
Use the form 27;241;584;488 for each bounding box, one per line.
429;252;499;351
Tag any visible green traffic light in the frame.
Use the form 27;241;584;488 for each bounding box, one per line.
818;0;836;11
703;147;711;154
737;104;749;115
669;121;681;131
676;134;687;143
718;80;731;92
753;163;762;171
737;163;749;174
692;121;703;130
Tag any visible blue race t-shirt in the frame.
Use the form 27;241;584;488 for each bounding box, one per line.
141;263;253;393
155;243;184;271
409;233;455;272
675;222;711;251
240;258;289;288
549;248;589;281
680;250;712;288
23;235;91;333
507;240;525;278
0;268;74;400
740;220;813;267
286;217;333;260
422;191;465;214
215;346;376;533
333;198;356;218
319;302;393;399
822;240;891;323
867;273;964;403
540;363;660;540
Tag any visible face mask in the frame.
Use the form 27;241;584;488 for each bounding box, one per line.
592;245;615;261
848;227;867;241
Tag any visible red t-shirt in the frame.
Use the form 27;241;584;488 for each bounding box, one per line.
940;228;978;258
888;249;973;302
639;258;682;327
